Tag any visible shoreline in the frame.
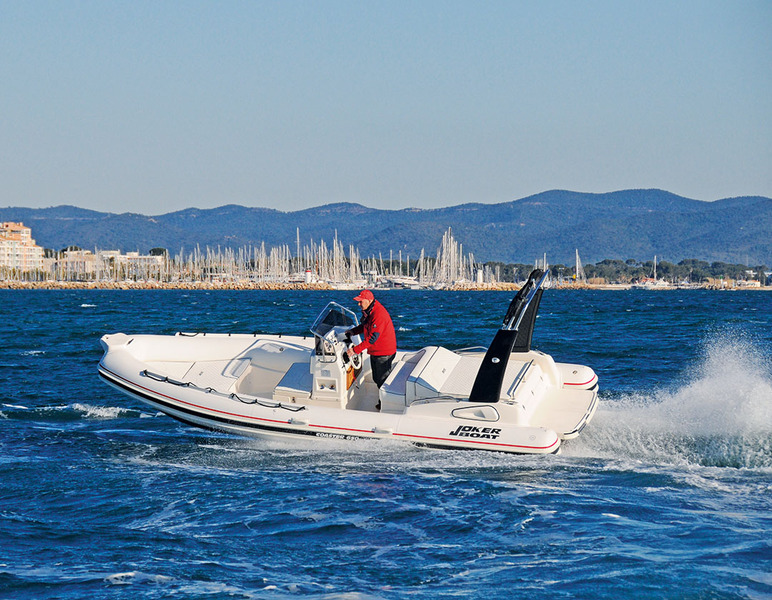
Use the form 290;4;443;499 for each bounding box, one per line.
0;280;769;291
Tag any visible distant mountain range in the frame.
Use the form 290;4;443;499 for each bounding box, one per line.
2;189;770;266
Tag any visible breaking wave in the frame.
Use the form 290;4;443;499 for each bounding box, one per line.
567;333;772;469
71;403;131;419
0;403;136;421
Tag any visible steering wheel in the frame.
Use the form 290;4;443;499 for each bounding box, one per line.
349;348;362;370
340;332;362;370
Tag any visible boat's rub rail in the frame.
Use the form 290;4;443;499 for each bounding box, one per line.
138;368;308;413
176;331;310;339
142;369;193;388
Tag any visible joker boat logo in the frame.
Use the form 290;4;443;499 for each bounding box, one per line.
449;425;501;439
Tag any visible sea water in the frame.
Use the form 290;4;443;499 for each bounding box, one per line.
0;289;770;599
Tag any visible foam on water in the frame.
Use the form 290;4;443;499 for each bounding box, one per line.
105;571;174;586
3;402;135;420
567;333;772;469
70;402;130;419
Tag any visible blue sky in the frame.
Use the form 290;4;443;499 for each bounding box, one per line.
1;0;770;214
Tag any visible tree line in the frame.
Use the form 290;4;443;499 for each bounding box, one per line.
483;258;769;285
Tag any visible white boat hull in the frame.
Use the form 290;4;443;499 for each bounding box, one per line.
98;328;598;455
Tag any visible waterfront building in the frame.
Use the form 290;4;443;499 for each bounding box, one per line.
103;251;165;281
0;222;44;273
66;250;164;281
37;248;165;282
48;249;98;280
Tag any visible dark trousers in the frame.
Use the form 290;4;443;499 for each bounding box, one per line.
370;354;395;388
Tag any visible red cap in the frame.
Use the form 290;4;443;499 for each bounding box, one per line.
353;290;374;302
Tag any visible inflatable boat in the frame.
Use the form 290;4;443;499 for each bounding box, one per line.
98;270;598;455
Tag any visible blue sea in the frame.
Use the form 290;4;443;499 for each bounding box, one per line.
1;289;770;599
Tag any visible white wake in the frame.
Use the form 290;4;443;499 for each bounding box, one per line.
565;333;772;469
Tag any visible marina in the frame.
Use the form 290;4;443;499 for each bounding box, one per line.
2;225;518;290
1;222;767;291
3;220;768;291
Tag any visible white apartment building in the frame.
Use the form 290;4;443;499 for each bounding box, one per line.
49;249;165;281
0;222;44;272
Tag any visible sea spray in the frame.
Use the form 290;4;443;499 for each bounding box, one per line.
566;332;772;469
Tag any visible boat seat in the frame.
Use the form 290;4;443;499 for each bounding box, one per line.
407;346;461;402
272;362;313;403
241;340;311;373
437;355;484;397
379;349;426;413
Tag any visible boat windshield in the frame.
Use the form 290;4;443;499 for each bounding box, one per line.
310;302;359;339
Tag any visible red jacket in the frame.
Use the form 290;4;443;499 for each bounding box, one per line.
350;300;396;356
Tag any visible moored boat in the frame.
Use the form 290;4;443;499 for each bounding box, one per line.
98;270;599;454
